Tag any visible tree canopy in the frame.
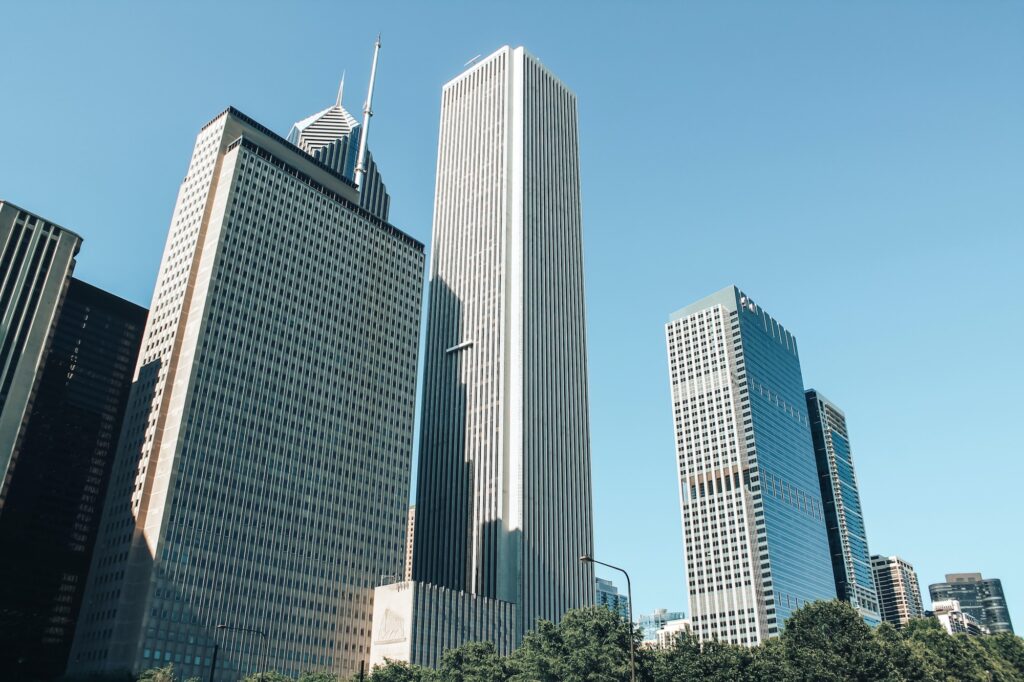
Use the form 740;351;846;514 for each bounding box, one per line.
123;601;1024;682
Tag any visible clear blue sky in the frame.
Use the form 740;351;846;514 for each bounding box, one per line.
2;1;1021;629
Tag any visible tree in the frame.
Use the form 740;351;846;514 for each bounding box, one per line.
652;631;753;681
367;659;435;682
510;606;637;681
779;600;893;681
137;665;179;682
437;641;510;681
241;673;293;682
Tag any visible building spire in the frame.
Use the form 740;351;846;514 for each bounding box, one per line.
354;34;381;189
336;71;346;107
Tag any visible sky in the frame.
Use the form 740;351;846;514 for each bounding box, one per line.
2;1;1021;629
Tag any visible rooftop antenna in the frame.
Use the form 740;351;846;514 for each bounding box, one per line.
354;34;381;189
335;70;346;107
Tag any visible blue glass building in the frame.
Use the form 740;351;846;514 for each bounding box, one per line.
806;390;881;626
666;286;836;644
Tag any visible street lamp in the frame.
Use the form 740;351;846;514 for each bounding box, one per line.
580;554;635;682
216;623;269;681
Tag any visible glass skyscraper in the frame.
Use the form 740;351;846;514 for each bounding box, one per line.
930;573;1014;634
0;278;145;680
665;286;836;644
805;389;880;626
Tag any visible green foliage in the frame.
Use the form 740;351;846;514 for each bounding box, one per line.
367;659;436;681
296;672;345;682
509;605;637;681
205;601;1024;682
778;600;893;681
241;674;294;682
136;665;180;682
437;641;509;681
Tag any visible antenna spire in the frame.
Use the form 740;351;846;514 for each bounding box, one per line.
336;71;346;107
354;34;382;189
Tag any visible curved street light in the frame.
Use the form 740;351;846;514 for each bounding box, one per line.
579;554;635;682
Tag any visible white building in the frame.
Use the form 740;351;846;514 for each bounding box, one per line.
372;45;594;669
67;106;424;681
931;599;988;636
655;618;693;649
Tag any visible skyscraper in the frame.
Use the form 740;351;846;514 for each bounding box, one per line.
371;45;594;668
871;554;924;628
0;202;82;506
0;278;146;681
67;106;424;680
595;577;630;620
805;389;881;626
929;573;1014;634
287;79;390;221
665;286;836;645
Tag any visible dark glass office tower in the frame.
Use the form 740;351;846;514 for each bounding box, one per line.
0;278;146;680
0;201;82;507
805;390;881;626
930;573;1014;634
666;286;836;645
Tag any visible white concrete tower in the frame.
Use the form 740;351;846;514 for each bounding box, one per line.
373;46;593;666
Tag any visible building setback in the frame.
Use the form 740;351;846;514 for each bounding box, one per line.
67;107;424;681
0;202;82;506
0;278;146;680
929;573;1014;634
805;389;881;626
665;286;836;645
404;506;415;581
372;45;595;669
871;555;924;628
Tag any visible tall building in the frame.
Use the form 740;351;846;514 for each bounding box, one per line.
930;573;1014;634
595;577;630;620
805;390;881;626
287;79;390;221
371;45;594;669
0;202;82;506
871;555;924;628
638;609;687;643
0;278;146;680
67;106;424;681
665;286;836;645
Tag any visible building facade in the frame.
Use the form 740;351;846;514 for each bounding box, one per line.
930;599;989;636
871;555;924;628
595;577;630;620
374;45;595;667
665;286;836;645
805;389;881;626
638;609;687;644
0;278;146;680
0;202;82;507
67;107;424;681
929;573;1014;634
287;84;390;221
404;506;415;581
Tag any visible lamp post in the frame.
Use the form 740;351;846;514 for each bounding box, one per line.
216;623;269;680
580;554;635;682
